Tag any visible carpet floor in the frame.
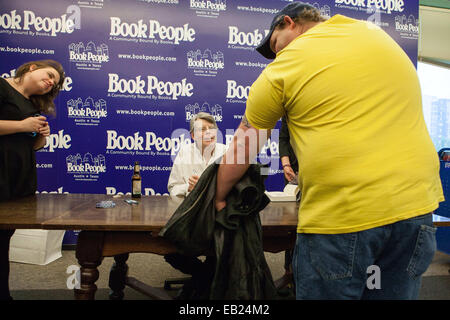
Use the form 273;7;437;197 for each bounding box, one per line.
8;250;450;300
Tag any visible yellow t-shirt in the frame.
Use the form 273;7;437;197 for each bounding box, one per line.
245;14;444;234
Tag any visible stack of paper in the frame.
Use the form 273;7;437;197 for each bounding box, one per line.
265;184;299;202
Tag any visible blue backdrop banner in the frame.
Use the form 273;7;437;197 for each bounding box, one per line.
0;0;420;244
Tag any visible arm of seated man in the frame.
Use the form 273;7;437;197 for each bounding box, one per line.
167;146;190;197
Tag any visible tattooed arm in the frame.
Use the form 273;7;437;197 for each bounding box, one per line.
215;115;270;211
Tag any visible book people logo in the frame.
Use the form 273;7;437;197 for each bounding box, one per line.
190;0;227;18
187;49;224;77
185;102;223;122
226;80;250;104
0;8;79;37
394;14;419;39
69;41;109;71
335;0;405;14
106;130;189;157
67;97;107;126
107;73;194;101
109;17;196;45
66;152;106;181
227;25;268;50
38;130;72;153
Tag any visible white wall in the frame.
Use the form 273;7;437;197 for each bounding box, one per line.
419;6;450;64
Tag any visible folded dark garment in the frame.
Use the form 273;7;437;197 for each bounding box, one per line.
159;162;278;300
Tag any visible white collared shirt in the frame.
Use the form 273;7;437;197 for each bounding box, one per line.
167;141;227;197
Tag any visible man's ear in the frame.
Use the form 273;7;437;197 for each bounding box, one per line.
284;15;296;29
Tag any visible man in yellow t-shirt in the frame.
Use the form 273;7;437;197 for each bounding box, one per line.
215;2;443;299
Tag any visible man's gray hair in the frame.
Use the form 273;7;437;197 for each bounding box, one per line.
189;112;218;133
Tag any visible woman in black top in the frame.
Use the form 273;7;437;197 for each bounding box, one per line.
278;116;299;290
279;116;298;185
0;60;65;300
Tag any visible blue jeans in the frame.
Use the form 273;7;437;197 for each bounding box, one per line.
292;213;436;299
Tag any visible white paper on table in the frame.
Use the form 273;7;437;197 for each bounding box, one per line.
265;184;299;202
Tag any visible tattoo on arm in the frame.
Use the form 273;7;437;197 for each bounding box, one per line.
241;115;251;128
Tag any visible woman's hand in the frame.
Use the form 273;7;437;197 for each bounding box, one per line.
21;116;47;133
38;122;50;137
283;165;296;183
34;121;50;150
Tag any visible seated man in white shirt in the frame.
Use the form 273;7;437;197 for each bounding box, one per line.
168;112;227;197
165;112;226;298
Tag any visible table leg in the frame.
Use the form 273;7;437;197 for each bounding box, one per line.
108;253;129;300
74;231;104;300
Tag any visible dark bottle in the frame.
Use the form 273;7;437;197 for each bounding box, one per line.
131;161;141;198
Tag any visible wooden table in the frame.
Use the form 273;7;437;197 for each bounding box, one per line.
1;194;449;300
433;213;450;226
0;194;299;300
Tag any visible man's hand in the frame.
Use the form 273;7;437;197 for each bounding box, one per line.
188;174;199;192
215;199;227;211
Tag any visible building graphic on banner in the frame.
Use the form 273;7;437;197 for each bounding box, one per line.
185;102;223;122
66;153;106;181
306;2;332;18
187;49;224;77
69;41;109;70
67;97;107;126
394;14;419;39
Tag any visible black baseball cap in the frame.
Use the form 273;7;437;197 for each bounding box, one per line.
256;2;315;59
